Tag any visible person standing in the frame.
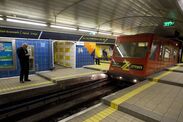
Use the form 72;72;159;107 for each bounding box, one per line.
102;49;108;60
95;54;100;65
17;43;31;83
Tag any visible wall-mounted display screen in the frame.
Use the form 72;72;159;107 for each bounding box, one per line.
0;42;14;69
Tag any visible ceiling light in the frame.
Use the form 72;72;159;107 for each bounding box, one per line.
6;18;47;26
0;17;3;20
79;29;97;33
98;32;112;35
178;0;183;11
115;44;124;57
113;34;120;37
50;25;77;30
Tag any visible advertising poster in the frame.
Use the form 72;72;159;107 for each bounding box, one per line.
0;42;14;69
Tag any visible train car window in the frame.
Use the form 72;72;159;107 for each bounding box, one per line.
114;42;148;58
159;45;163;61
164;47;171;60
173;50;177;59
113;46;121;57
149;41;158;60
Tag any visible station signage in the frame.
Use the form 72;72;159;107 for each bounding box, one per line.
0;27;115;43
0;27;41;38
163;21;175;27
80;36;108;42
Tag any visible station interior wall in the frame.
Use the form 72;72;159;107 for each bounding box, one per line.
54;41;75;68
76;42;95;68
0;39;53;78
95;45;113;59
0;37;114;78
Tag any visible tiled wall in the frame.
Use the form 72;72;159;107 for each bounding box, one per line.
76;45;94;68
96;45;113;58
54;41;75;68
0;39;53;78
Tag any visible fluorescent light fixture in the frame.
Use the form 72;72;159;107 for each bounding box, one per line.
6;18;47;26
115;44;124;57
50;25;77;30
178;0;183;11
98;32;112;35
0;17;3;20
113;34;120;37
79;29;97;33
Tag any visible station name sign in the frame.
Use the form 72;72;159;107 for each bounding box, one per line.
81;36;108;42
0;27;115;43
0;27;40;38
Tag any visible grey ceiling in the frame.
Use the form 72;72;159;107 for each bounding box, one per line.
0;0;183;36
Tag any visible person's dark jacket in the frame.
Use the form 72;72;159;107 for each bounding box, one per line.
17;47;29;69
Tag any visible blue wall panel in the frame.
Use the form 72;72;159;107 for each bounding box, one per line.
76;45;94;68
0;39;53;78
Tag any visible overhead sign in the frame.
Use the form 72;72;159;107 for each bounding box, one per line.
0;27;115;43
0;27;40;38
163;21;175;27
81;36;109;42
41;31;81;40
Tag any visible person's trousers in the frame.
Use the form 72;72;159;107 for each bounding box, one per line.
95;58;100;65
20;66;29;81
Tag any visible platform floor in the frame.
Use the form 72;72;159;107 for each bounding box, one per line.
0;75;54;95
63;64;183;122
63;104;144;122
166;66;183;73
0;68;104;96
175;63;183;66
149;66;183;87
37;68;103;82
100;60;110;64
83;63;110;72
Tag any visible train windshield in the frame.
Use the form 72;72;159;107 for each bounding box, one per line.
114;41;148;58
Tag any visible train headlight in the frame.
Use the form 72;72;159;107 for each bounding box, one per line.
119;77;123;80
116;76;123;80
133;79;138;83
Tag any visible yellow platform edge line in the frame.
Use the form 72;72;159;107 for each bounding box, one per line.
111;82;156;108
168;65;180;70
0;81;53;93
83;107;116;122
83;65;179;122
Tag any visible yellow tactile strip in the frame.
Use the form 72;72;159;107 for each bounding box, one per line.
0;81;53;94
84;107;116;122
83;66;180;122
84;63;110;71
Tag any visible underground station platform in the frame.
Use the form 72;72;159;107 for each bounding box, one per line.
61;64;183;122
0;68;111;121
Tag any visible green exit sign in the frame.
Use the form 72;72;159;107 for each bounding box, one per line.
163;21;175;27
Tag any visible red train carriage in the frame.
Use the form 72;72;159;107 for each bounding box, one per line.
108;33;181;83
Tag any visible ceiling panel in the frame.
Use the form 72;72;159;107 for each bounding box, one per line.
0;0;183;36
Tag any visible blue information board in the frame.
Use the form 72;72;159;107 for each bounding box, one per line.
0;42;14;69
